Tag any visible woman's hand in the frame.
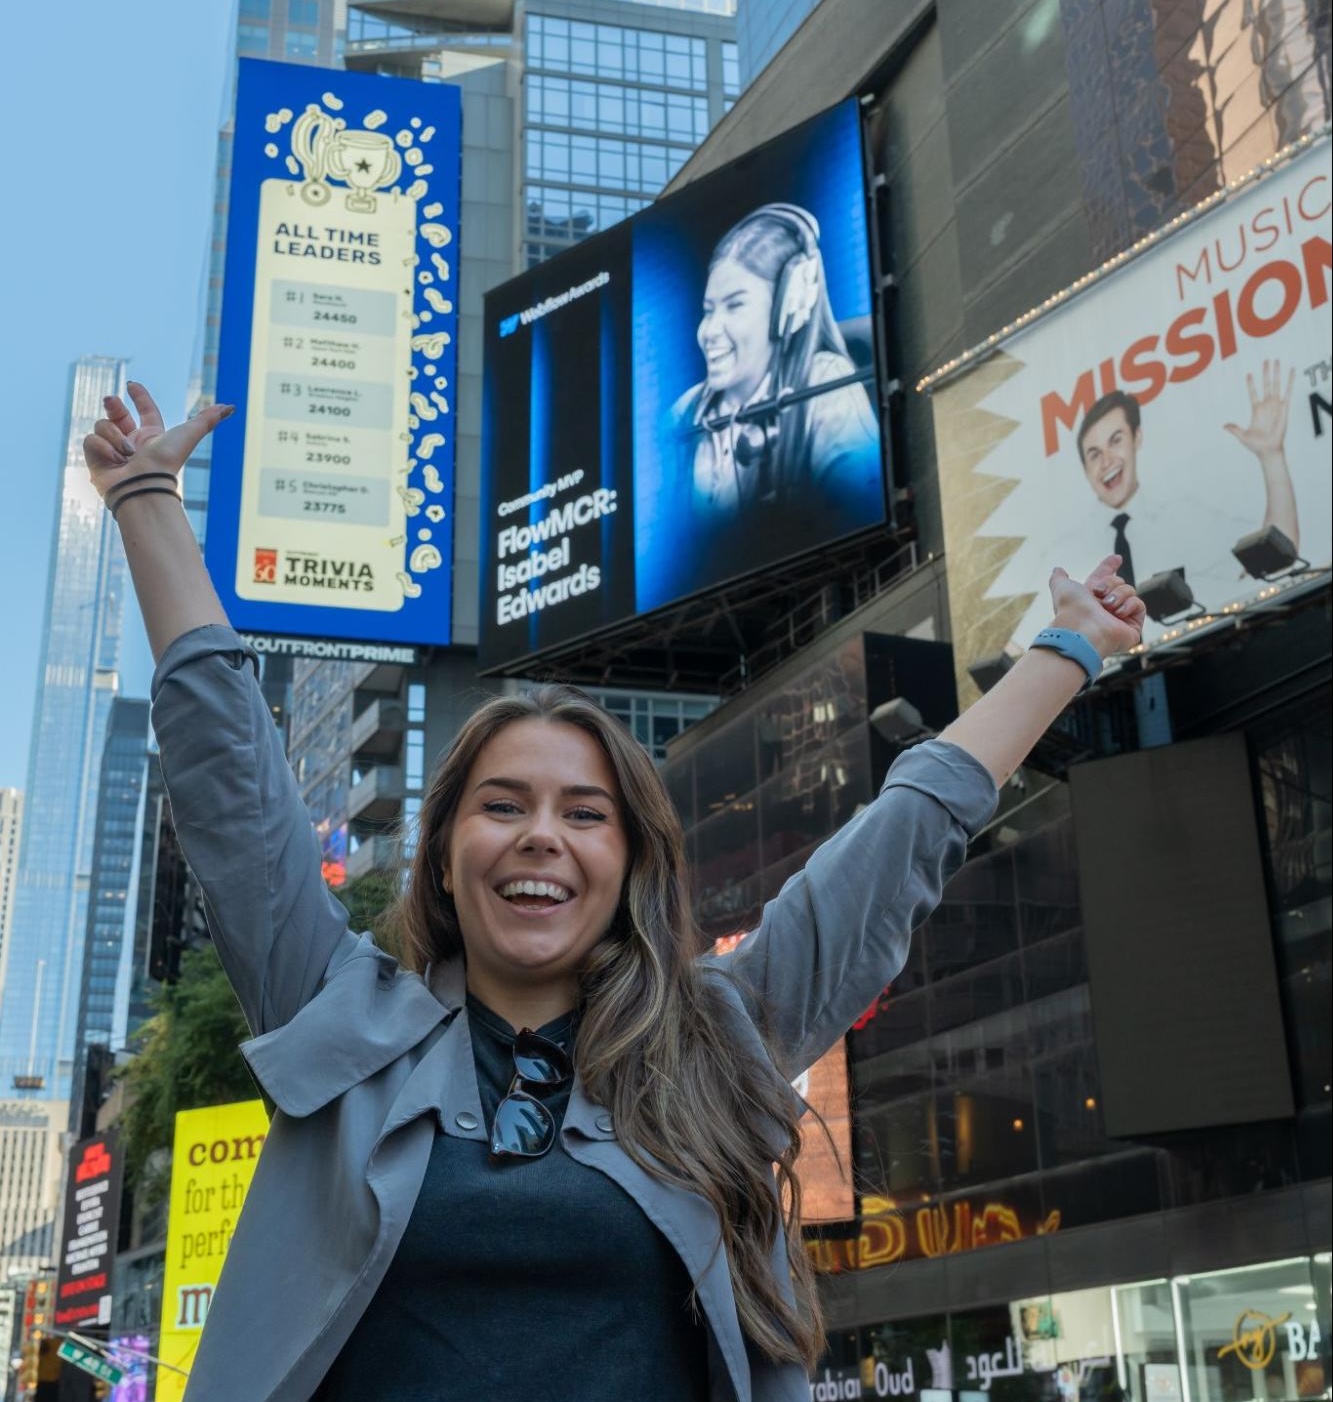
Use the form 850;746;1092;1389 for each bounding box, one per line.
1049;553;1146;659
83;381;233;502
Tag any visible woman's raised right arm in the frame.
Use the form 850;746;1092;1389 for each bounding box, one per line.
84;384;356;1035
85;382;232;660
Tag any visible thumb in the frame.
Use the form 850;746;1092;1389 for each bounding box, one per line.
1049;566;1072;606
152;404;235;466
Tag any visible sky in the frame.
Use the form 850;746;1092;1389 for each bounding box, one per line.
0;1;236;789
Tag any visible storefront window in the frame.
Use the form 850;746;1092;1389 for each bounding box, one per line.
820;1265;1330;1402
1174;1258;1330;1402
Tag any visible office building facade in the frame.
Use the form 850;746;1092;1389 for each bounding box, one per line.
67;698;152;1135
0;1099;68;1281
0;788;22;1009
655;0;1332;1387
734;0;819;88
0;356;129;1105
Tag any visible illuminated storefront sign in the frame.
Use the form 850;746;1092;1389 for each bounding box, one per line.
1218;1309;1324;1369
807;1196;1060;1273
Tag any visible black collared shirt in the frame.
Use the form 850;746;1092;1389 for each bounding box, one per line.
317;997;710;1400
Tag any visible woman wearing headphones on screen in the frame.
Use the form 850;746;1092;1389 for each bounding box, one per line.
85;383;1143;1401
671;203;882;537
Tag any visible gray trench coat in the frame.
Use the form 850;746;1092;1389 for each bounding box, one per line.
151;626;997;1401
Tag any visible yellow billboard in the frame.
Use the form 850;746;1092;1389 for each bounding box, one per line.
156;1100;269;1400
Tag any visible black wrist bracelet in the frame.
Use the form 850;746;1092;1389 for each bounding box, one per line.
108;485;184;520
105;471;180;506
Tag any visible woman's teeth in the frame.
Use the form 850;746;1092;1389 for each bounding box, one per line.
497;879;571;903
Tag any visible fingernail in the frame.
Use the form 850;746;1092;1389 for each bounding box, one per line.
1105;593;1118;607
221;405;236;418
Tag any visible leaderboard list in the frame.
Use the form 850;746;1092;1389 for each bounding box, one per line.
234;181;417;613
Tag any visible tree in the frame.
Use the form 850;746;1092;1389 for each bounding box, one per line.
337;868;405;961
116;871;405;1200
117;944;254;1202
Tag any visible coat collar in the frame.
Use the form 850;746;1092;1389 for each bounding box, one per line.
240;937;454;1119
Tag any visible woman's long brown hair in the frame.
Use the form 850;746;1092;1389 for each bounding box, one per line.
391;684;823;1367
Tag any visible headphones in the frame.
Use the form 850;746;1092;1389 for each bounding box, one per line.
723;202;823;342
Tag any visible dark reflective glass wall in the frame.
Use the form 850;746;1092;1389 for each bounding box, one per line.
843;690;1328;1284
666;635;875;944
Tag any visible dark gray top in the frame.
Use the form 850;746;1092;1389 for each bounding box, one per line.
317;999;709;1400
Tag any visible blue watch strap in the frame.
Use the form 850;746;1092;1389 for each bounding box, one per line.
1029;627;1102;689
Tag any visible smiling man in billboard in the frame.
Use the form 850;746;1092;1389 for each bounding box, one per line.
672;204;879;527
1073;360;1300;604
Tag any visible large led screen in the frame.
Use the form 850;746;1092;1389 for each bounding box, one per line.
481;100;886;670
205;59;461;649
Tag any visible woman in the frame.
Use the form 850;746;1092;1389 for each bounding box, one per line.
85;384;1143;1401
670;204;881;537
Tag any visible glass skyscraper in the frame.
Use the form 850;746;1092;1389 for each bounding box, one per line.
523;1;739;265
67;697;151;1132
0;788;22;1006
734;0;820;87
0;355;128;1103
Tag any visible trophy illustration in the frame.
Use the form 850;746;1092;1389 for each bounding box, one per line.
328;131;401;213
289;105;402;211
291;103;342;206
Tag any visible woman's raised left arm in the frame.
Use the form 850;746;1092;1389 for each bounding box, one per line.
714;557;1145;1076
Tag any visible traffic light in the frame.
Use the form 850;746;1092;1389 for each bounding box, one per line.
18;1277;52;1397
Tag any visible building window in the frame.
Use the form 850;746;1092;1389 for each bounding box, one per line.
239;0;269;17
286;0;319;25
285;28;318;58
526;15;708;93
237;21;269;55
407;683;426;724
721;41;739;101
405;730;425;790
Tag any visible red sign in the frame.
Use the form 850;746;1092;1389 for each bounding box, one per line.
253;548;277;584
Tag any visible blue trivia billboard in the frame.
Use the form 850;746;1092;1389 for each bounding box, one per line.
206;59;461;648
480;99;886;671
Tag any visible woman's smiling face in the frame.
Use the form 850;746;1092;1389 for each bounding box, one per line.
697;255;775;405
444;718;630;1013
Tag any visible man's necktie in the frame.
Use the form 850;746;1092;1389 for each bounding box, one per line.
1111;512;1135;587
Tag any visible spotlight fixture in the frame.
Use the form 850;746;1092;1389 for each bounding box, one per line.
1232;524;1307;580
967;650;1016;694
869;697;928;744
1137;567;1200;623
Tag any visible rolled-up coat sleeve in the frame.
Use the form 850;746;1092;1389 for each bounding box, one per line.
715;738;997;1077
150;624;355;1037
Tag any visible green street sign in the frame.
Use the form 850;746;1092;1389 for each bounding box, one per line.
57;1339;125;1385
